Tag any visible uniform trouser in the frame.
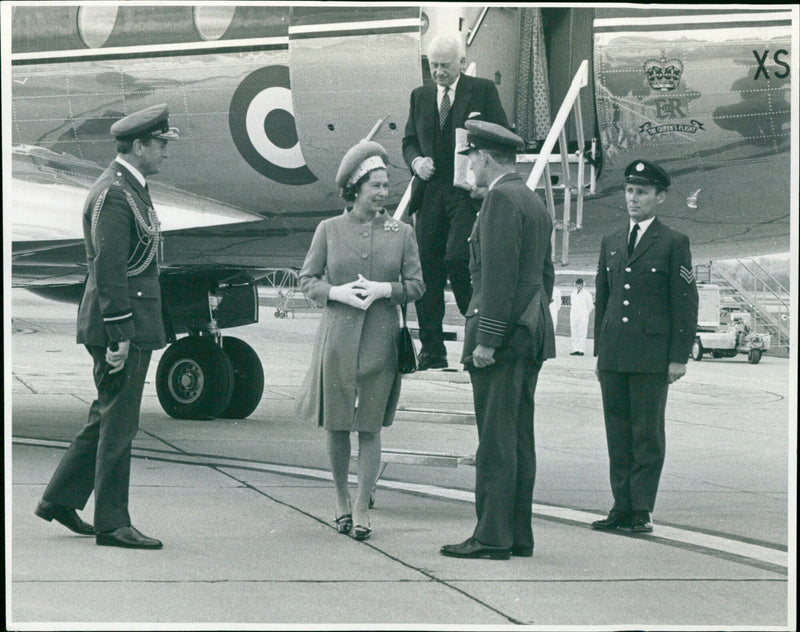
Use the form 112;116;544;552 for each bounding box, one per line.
598;370;668;513
414;180;477;355
42;345;152;532
469;355;539;549
570;312;589;352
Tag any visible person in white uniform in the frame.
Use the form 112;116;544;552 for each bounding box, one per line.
570;278;594;355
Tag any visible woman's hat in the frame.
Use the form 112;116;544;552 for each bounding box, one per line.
335;141;388;188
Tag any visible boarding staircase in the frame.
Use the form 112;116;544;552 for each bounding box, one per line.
521;59;595;266
695;260;790;356
393;59;596;268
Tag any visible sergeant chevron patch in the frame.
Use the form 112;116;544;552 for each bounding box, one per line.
680;266;695;284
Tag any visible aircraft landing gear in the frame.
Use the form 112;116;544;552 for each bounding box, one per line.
156;335;265;420
156;337;234;419
156;274;265;419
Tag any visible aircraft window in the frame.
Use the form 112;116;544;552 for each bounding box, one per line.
77;5;118;49
194;5;236;41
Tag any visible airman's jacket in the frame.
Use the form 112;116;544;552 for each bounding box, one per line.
594;217;698;372
76;160;166;350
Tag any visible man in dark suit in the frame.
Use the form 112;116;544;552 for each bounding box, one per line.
592;160;698;533
440;121;555;560
35;104;179;549
402;33;508;370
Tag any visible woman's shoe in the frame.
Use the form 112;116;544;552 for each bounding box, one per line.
353;524;371;541
334;514;353;535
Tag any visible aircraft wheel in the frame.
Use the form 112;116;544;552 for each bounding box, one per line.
156;337;234;419
691;338;703;361
218;337;264;419
748;348;762;364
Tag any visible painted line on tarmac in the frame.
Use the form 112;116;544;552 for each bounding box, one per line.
16;437;788;571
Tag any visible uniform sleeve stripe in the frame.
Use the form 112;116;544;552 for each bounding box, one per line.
479;316;506;326
478;316;508;336
103;311;133;323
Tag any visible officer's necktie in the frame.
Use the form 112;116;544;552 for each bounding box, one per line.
628;223;640;257
439;87;451;128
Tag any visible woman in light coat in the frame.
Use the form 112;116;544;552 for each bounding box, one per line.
295;141;425;540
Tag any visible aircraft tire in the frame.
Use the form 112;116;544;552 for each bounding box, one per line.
156;337;234;419
218;337;264;419
691;338;703;361
748;348;762;364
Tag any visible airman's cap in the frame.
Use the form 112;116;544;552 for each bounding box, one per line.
624;160;670;188
110;103;180;141
335;141;388;188
457;119;523;155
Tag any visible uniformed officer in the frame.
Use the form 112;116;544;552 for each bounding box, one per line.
35;104;179;549
440;120;555;560
592;160;698;533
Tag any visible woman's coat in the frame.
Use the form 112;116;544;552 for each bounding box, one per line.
295;209;425;431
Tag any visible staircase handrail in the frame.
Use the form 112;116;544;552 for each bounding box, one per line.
711;265;790;341
525;59;588;191
735;257;790;297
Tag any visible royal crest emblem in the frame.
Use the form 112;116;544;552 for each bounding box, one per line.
644;51;683;91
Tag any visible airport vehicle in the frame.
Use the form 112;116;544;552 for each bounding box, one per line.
6;4;793;418
691;284;771;364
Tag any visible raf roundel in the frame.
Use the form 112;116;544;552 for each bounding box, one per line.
228;65;317;185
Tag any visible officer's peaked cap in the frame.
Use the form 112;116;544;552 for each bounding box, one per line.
457;119;523;155
111;103;180;141
624;160;670;188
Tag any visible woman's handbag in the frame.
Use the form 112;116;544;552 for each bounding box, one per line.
397;303;417;374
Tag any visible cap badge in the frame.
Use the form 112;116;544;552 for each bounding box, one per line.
636;163;645;172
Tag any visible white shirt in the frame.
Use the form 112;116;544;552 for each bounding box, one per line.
411;77;462;175
115;155;147;188
437;75;460;110
629;216;655;249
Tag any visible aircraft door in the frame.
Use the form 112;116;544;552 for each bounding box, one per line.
288;6;422;205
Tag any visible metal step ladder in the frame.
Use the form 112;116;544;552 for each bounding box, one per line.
696;261;790;355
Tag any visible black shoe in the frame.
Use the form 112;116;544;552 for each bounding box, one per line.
440;537;510;560
417;351;448;371
334;514;353;535
96;525;163;549
631;511;654;533
35;500;94;535
353;525;372;541
510;545;534;557
570;351;584;356
591;510;632;530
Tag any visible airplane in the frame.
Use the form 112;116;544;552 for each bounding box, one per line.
5;4;794;420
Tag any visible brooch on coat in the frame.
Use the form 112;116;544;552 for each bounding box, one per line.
383;220;400;232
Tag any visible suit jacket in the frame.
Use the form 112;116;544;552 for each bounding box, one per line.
76;160;166;350
594;217;698;373
402;73;508;175
461;172;555;364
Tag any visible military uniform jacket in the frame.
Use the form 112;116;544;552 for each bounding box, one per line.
76;160;166;350
461;172;555;363
594;218;698;373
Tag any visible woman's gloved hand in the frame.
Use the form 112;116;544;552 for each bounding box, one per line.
328;281;367;309
355;274;392;309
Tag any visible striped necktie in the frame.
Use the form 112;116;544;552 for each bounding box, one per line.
439;87;451;128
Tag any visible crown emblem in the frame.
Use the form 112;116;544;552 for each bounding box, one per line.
644;51;683;91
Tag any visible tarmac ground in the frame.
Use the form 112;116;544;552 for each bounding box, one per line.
6;288;795;630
